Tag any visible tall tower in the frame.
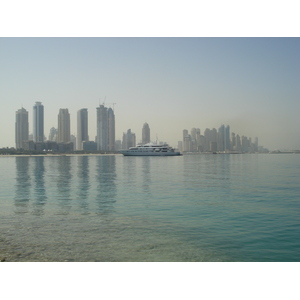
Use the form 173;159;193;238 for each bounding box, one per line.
236;134;241;152
77;108;89;150
225;125;230;150
33;101;44;143
142;122;150;144
218;124;225;151
183;129;188;140
196;128;201;147
15;107;29;149
231;132;236;150
122;129;136;149
57;108;70;143
48;127;58;141
96;104;116;151
107;107;115;151
204;128;211;152
96;105;108;151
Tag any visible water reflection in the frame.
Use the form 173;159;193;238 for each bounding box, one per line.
95;156;116;215
32;156;47;216
14;157;31;214
57;156;72;214
183;154;231;202
122;157;137;187
141;157;151;198
202;154;231;185
77;156;90;214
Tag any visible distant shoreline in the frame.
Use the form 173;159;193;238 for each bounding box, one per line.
0;152;299;157
0;153;122;157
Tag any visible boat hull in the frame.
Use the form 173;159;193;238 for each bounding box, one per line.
120;151;181;156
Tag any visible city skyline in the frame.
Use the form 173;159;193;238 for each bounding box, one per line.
1;38;300;150
13;101;264;153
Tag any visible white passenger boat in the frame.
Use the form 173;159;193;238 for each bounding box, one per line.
119;143;181;156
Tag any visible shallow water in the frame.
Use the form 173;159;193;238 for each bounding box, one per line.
0;154;299;261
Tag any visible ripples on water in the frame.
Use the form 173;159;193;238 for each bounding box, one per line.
0;154;299;261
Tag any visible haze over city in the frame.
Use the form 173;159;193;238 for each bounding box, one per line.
1;37;299;150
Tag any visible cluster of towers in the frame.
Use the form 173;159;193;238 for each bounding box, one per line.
117;122;150;150
15;102;46;150
15;102;115;152
15;104;262;153
179;125;259;153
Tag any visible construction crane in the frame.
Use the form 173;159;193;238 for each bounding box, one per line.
100;97;116;111
103;102;116;111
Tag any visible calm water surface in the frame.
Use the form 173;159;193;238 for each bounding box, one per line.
0;154;299;261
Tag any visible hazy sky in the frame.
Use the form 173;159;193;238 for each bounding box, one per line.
1;37;299;150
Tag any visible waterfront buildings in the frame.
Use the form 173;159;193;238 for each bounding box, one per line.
225;125;230;151
83;141;97;152
70;134;76;151
96;104;115;151
183;128;200;152
96;105;108;150
177;141;183;152
15;107;29;149
142;123;150;144
33;101;44;143
48;127;58;142
122;129;136;149
57;108;70;143
115;140;122;151
183;132;191;152
107;107;115;151
77;108;89;150
181;125;261;153
183;129;190;152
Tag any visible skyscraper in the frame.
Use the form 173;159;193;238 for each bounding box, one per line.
183;129;188;140
191;128;197;141
196;128;201;148
107;107;115;151
204;128;211;152
218;124;225;151
96;104;115;151
15;107;29;149
231;132;236;150
48;127;58;141
33;101;44;143
122;129;136;149
236;134;241;151
182;129;189;152
77;108;89;150
183;134;191;152
57;108;70;143
225;125;230;151
142;122;150;144
96;105;108;151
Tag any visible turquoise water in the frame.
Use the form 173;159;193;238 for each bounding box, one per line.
0;154;299;261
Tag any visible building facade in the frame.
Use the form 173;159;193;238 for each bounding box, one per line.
96;105;108;151
77;108;89;150
48;127;58;142
96;105;115;151
33;101;44;143
122;129;136;149
57;108;70;143
142;122;150;144
107;107;115;151
15;107;29;149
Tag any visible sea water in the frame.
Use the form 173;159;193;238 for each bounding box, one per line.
0;154;299;261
